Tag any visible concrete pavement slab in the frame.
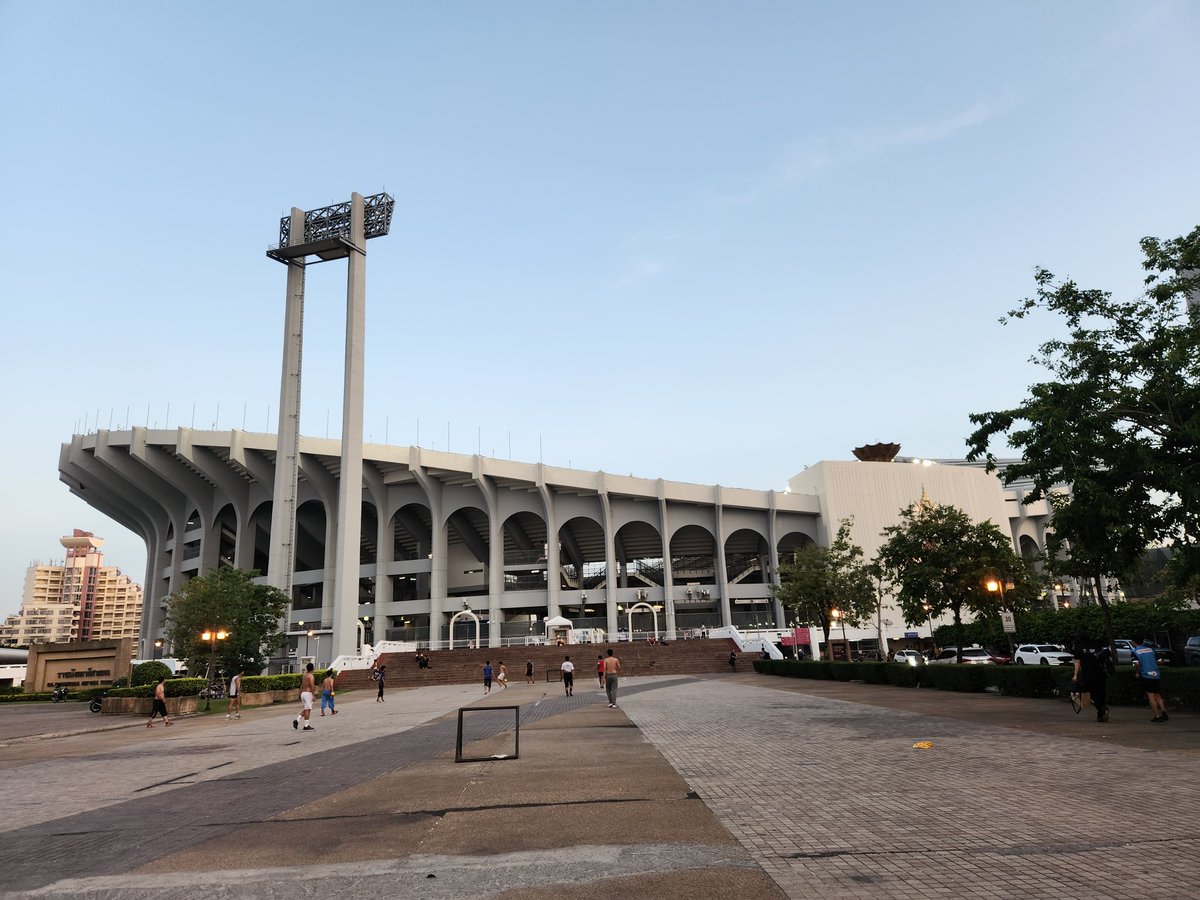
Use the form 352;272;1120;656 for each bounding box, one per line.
3;672;1198;898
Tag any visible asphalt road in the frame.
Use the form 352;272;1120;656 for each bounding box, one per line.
0;699;106;741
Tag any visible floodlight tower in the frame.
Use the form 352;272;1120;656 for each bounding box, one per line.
267;192;395;659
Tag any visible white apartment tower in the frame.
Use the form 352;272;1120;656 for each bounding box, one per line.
0;530;143;646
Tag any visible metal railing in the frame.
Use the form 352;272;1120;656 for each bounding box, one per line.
504;549;547;565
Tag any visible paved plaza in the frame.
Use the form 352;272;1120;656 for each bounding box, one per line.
0;673;1196;899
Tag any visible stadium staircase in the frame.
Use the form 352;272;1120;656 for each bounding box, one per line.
334;638;743;692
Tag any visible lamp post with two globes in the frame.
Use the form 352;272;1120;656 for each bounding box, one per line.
200;628;229;711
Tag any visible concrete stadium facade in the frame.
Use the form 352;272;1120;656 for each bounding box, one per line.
59;428;824;664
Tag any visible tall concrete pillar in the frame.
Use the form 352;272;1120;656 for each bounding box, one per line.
714;490;732;628
234;509;256;571
373;501;392;650
332;193;368;659
767;494;784;628
600;486;618;638
659;490;676;640
413;462;446;649
488;516;503;649
538;476;560;622
268;207;307;597
428;508;447;649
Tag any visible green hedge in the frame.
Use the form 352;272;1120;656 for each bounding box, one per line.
883;663;922;688
0;692;57;703
752;658;1200;712
920;664;990;693
108;678;207;698
986;665;1060;698
242;670;336;693
104;669;337;699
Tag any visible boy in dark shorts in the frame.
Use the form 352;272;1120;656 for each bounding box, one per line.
147;677;171;728
561;655;575;696
1132;634;1168;722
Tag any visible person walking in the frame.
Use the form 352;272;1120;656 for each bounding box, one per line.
483;660;494;694
1132;634;1168;722
320;671;338;717
525;659;535;685
729;650;738;672
1072;630;1113;723
294;663;315;731
497;661;509;689
603;648;622;708
596;655;605;690
225;669;243;720
561;655;575;696
375;664;386;703
146;677;171;728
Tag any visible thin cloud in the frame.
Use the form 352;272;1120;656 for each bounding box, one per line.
780;94;1018;185
615;259;667;290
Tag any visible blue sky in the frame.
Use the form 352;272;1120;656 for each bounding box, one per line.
2;1;1198;615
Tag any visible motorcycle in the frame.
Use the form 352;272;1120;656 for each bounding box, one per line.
89;691;107;713
50;686;69;702
198;684;225;700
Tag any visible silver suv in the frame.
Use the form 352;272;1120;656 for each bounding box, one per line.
1113;639;1173;666
1185;635;1200;666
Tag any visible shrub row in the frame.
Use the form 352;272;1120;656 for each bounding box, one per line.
105;669;337;698
0;669;340;702
752;659;1200;712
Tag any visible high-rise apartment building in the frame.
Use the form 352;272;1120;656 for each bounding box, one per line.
0;530;143;647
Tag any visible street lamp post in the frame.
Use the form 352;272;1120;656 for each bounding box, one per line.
199;628;229;712
830;608;848;660
921;603;936;656
153;639;163;660
984;574;1016;655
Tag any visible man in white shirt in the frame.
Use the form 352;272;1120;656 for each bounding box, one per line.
560;655;575;696
225;670;242;720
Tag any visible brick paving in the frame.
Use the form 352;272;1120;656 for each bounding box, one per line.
619;677;1200;900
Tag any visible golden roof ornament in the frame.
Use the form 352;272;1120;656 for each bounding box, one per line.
852;442;900;462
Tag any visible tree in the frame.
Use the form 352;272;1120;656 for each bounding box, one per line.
966;226;1200;615
131;660;171;686
164;568;289;677
772;519;877;660
875;500;1025;661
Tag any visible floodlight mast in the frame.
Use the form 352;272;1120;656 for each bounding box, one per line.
266;192;394;660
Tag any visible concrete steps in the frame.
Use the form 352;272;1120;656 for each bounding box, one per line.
334;639;741;691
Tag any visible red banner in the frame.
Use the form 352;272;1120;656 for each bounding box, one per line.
781;626;811;646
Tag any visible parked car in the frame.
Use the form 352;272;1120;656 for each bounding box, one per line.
987;649;1013;665
893;650;925;667
1013;644;1075;666
929;647;994;665
1185;635;1200;666
1112;639;1173;666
